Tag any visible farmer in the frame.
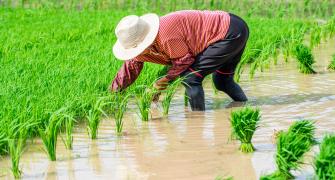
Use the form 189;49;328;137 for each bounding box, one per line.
110;10;249;111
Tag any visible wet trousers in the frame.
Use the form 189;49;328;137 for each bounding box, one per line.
181;13;249;111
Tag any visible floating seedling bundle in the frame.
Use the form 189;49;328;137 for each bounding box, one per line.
314;134;335;179
230;107;260;153
261;120;316;179
293;44;316;74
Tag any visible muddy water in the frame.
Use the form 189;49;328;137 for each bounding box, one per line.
1;39;335;180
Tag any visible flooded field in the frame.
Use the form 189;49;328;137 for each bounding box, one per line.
0;39;334;180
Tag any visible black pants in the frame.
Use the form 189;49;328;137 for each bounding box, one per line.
181;13;249;111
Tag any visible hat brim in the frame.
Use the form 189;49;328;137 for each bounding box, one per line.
113;13;160;61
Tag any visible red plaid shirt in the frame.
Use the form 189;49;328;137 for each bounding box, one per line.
111;10;230;91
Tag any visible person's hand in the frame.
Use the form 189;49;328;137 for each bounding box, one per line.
152;92;161;102
153;77;169;91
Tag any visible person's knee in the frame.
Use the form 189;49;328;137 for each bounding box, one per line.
213;74;234;91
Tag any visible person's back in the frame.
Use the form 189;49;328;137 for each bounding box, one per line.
158;10;230;58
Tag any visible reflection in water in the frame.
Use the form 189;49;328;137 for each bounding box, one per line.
0;39;334;179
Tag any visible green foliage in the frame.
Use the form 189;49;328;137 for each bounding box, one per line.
230;107;260;153
328;54;335;70
314;134;335;179
261;120;316;179
293;43;316;74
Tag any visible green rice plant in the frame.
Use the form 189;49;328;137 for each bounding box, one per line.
7;122;31;179
161;78;181;116
62;113;75;150
8;136;25;179
261;120;316;179
136;86;158;121
328;54;335;70
310;26;322;48
86;98;105;139
314;134;335;179
39;113;64;161
113;93;129;135
293;43;316;74
184;91;189;107
230;107;261;153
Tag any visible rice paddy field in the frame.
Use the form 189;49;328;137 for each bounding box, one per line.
1;0;335;179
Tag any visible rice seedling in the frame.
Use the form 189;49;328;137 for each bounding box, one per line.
161;78;182;116
136;86;158;121
113;93;129;135
8;135;26;179
39;113;64;161
184;91;189;107
62;113;76;150
328;54;335;70
260;120;316;179
310;26;322;48
86;98;105;139
230;107;261;153
7;124;27;178
293;43;316;74
314;134;335;179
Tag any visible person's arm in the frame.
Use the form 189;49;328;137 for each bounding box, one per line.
166;53;195;81
109;59;144;92
154;53;195;90
154;38;195;90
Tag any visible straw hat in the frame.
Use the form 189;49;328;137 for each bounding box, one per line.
113;13;160;60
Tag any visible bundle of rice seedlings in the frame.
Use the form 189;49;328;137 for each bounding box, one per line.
328;54;335;70
314;134;335;179
293;44;316;74
287;120;316;144
230;107;261;153
260;120;316;179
